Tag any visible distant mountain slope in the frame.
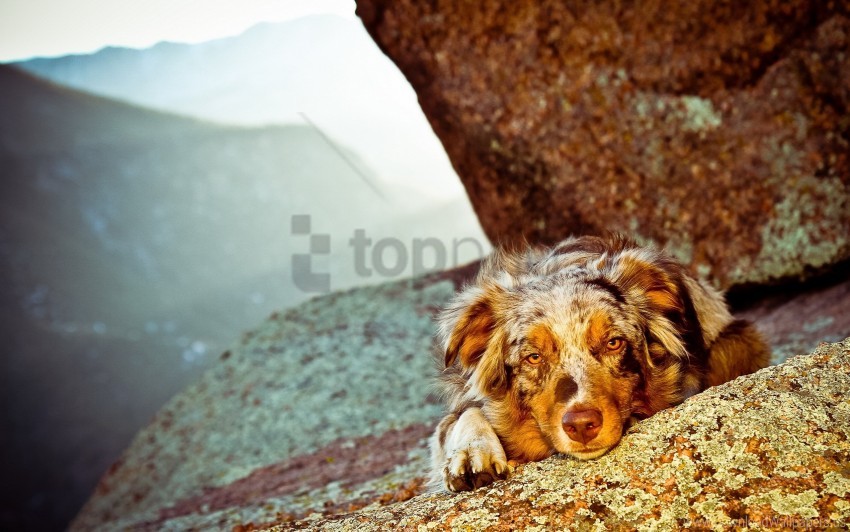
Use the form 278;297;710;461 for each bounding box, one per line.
1;63;199;150
0;64;405;331
0;64;487;530
14;14;465;201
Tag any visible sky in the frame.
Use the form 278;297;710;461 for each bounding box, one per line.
0;0;470;201
0;0;355;61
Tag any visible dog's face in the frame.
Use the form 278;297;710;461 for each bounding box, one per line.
443;245;700;460
503;279;650;459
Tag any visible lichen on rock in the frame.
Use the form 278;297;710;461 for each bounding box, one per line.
69;271;467;531
280;338;850;530
356;0;850;287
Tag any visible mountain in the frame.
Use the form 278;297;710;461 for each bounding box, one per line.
13;14;465;202
0;64;411;331
0;65;488;530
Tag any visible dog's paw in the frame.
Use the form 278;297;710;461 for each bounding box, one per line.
442;436;509;492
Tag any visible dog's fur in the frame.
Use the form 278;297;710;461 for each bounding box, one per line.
430;235;770;491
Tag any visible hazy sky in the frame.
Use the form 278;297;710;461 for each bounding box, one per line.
0;0;355;61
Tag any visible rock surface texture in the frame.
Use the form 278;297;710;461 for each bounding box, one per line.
70;268;850;530
69;268;473;531
283;338;850;531
356;1;850;287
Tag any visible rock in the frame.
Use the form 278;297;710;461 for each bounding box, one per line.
355;1;850;287
283;337;850;530
69;264;850;530
734;270;850;364
69;268;469;531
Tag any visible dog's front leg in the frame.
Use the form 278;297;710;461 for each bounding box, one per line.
430;407;509;491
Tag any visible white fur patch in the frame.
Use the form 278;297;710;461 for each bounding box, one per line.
432;407;509;492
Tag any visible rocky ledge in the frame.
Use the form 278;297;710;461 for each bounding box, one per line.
282;337;850;530
69;266;849;530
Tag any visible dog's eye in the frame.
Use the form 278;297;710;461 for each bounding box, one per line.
525;353;542;364
606;338;625;352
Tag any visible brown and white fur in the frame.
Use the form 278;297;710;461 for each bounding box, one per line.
430;235;770;491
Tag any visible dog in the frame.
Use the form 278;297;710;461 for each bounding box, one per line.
430;235;770;491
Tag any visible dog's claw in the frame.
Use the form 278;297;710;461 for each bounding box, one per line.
436;407;509;492
443;443;509;492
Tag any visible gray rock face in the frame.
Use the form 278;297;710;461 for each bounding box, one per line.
286;338;850;530
355;1;850;287
69;270;465;531
69;265;850;530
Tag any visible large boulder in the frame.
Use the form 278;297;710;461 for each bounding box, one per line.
355;1;850;287
69;266;850;530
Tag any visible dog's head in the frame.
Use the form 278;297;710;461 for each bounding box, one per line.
440;237;707;460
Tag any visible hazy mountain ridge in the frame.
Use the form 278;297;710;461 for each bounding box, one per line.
13;15;463;201
0;65;213;153
0;63;486;530
14;16;380;123
1;65;399;331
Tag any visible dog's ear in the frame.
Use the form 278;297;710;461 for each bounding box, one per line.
445;296;496;368
442;286;509;395
606;250;688;359
607;251;681;314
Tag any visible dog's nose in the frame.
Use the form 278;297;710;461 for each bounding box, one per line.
562;408;603;444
